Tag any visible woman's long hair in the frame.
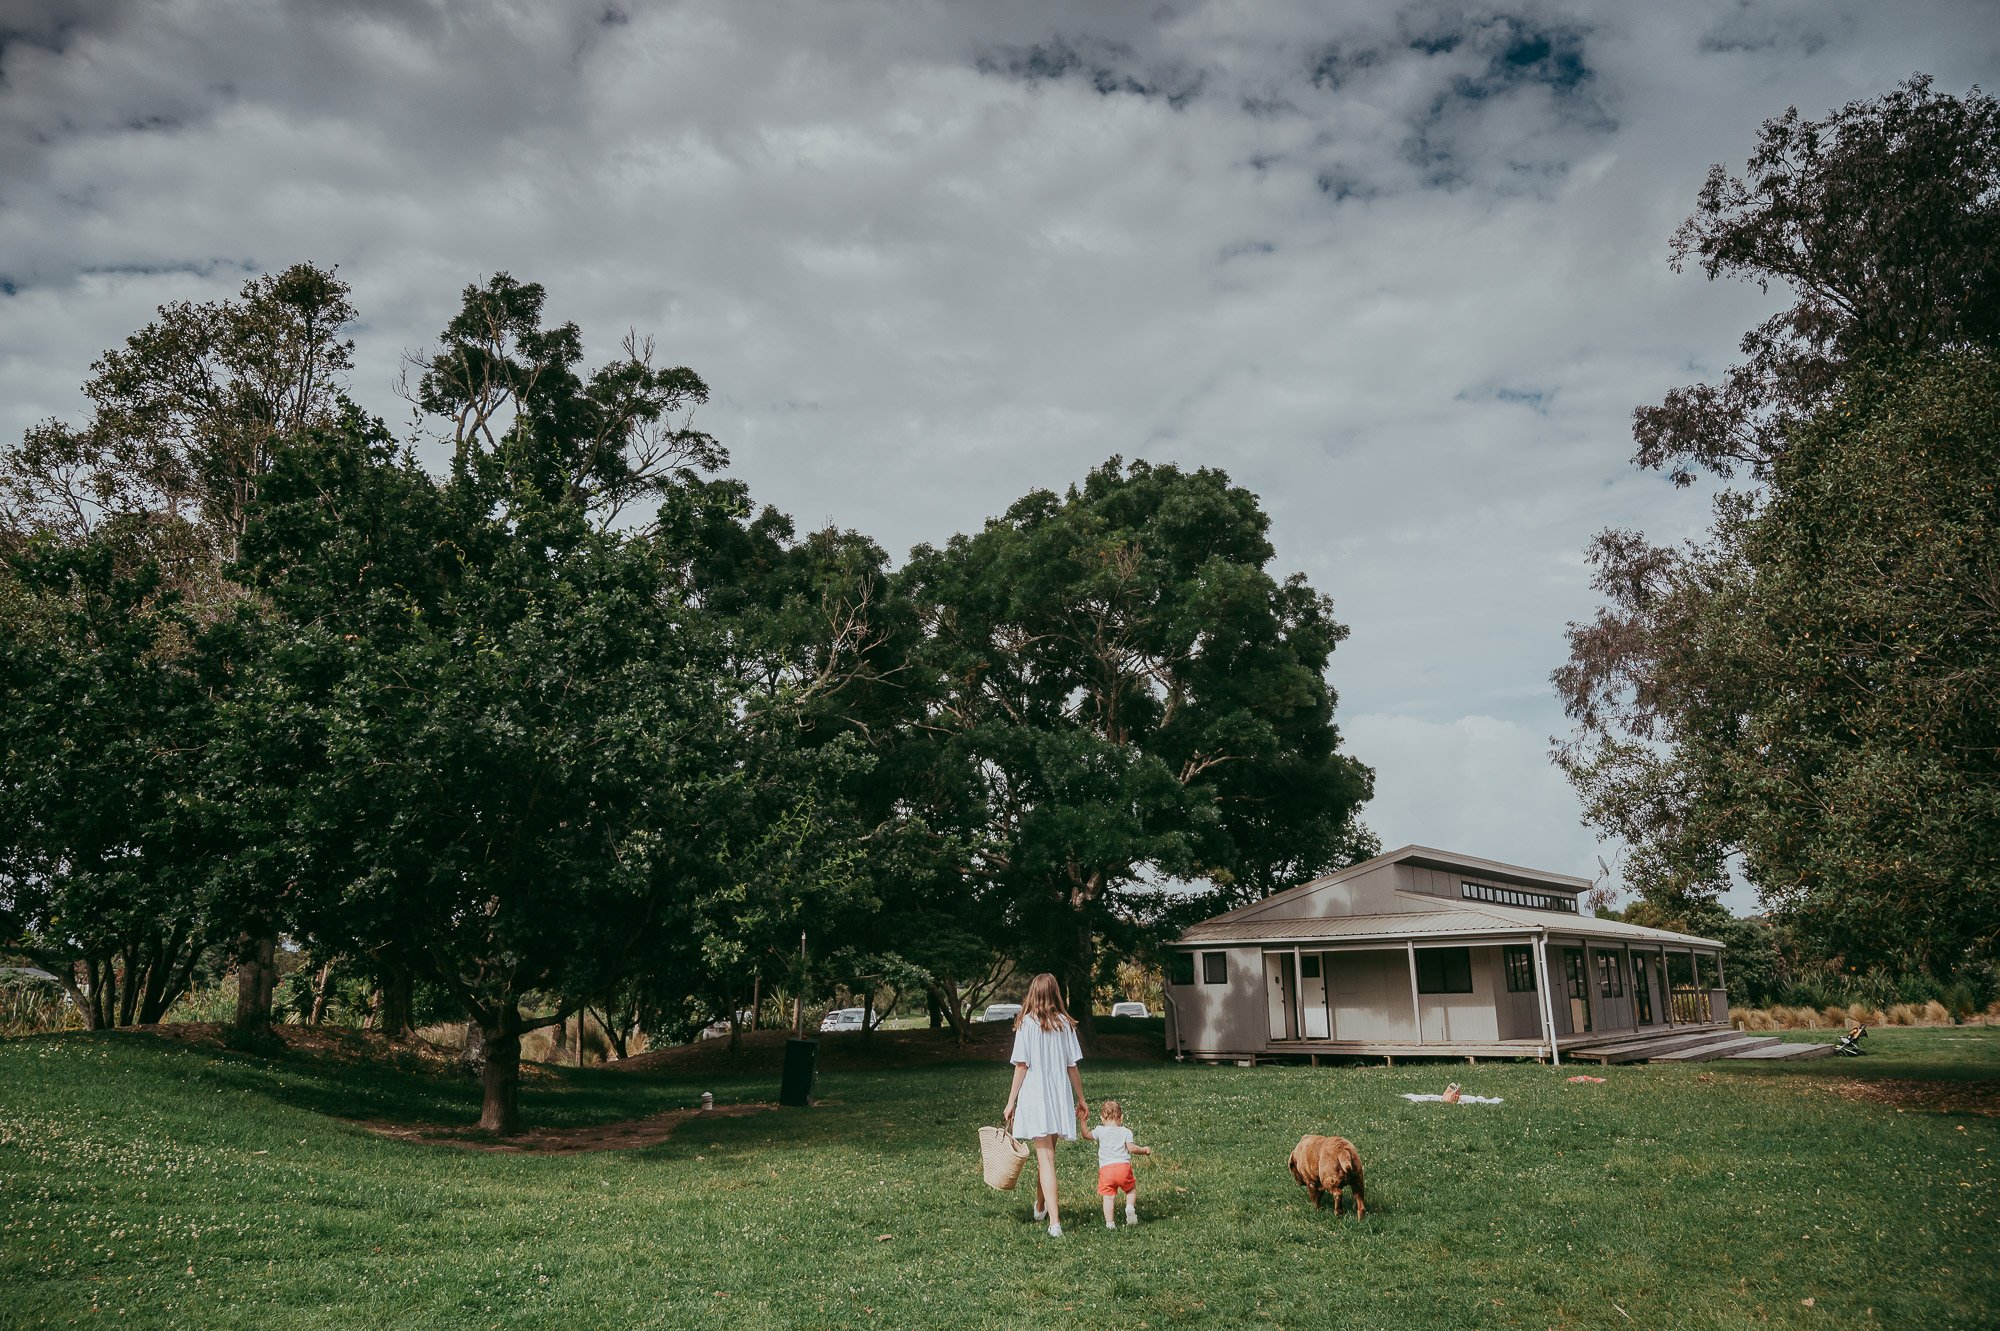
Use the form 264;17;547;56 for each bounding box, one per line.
1015;972;1074;1031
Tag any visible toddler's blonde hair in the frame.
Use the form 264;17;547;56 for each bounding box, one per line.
1099;1099;1124;1123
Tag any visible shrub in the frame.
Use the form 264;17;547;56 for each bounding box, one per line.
1922;999;1952;1024
1940;982;1979;1022
1886;1003;1920;1026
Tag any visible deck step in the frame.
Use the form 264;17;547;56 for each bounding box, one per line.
1651;1034;1782;1062
1568;1029;1746;1064
1725;1041;1835;1061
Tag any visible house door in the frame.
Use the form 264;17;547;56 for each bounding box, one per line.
1298;954;1330;1039
1563;949;1592;1034
1634;955;1654;1025
1265;953;1296;1041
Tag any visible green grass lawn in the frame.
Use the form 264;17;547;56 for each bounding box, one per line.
2;1026;1994;1330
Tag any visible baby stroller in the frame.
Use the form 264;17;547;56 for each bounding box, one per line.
1835;1024;1867;1057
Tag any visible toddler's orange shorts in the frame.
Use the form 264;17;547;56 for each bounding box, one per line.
1097;1162;1136;1196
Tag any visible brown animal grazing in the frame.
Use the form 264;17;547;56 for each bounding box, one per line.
1288;1134;1366;1219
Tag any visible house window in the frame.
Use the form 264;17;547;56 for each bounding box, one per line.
1596;952;1624;998
1462;882;1579;913
1169;952;1195;986
1300;955;1321;979
1503;946;1536;992
1415;947;1474;994
1201;952;1228;985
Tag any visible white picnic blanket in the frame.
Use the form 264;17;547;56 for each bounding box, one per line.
1401;1093;1504;1104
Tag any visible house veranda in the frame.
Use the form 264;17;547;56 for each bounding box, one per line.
1162;846;1730;1065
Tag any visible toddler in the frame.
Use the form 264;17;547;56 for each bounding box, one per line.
1080;1099;1153;1228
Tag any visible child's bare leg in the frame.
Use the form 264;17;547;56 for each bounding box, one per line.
1034;1138;1061;1230
1125;1177;1139;1222
1102;1191;1116;1227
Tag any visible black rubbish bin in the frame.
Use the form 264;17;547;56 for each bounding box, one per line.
779;1037;819;1107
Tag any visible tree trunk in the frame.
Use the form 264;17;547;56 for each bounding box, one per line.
750;974;761;1031
930;980;969;1047
69;960;102;1031
232;932;278;1036
927;987;943;1031
861;980;876;1047
461;1020;485;1071
1068;921;1096;1045
476;1006;523;1135
375;965;414;1039
308;959;337;1025
728;1000;741;1055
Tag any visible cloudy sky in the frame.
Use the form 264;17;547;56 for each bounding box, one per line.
3;1;1995;906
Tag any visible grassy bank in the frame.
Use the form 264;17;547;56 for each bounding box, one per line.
1;1026;1994;1329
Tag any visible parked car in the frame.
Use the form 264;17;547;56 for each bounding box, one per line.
819;1007;872;1033
979;1002;1022;1023
1109;1001;1151;1019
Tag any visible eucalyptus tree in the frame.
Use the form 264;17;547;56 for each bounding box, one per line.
1557;79;2000;969
902;458;1374;1035
0;533;225;1026
1;263;359;1034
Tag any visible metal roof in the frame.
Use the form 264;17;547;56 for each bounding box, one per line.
1199;843;1592;925
1174;893;1721;949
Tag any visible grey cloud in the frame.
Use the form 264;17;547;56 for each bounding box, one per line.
1;0;1995;899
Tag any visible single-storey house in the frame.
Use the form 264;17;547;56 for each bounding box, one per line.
1162;845;1730;1064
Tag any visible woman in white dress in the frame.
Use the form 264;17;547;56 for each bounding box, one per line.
1002;973;1088;1236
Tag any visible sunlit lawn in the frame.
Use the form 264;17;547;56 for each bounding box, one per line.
1;1024;1994;1329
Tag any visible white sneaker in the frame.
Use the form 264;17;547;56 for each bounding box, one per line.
1032;1204;1047;1222
1105;1220;1117;1230
1125;1211;1139;1226
1047;1223;1063;1238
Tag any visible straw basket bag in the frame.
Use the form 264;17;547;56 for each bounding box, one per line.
978;1125;1031;1190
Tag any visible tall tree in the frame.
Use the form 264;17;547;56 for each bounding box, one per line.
2;262;361;1037
1557;78;2000;970
903;458;1374;1035
1631;75;2000;486
235;276;770;1132
1560;357;2000;970
0;533;224;1026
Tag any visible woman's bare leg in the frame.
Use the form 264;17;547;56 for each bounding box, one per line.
1034;1137;1060;1230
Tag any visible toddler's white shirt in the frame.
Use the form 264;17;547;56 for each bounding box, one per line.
1094;1124;1134;1166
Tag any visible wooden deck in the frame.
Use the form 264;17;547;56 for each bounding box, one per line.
1192;1023;1830;1065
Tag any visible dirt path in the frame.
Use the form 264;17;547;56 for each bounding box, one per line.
1820;1078;2000;1117
350;1102;778;1153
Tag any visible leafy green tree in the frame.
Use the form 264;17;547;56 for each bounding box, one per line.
240;409;737;1132
1632;75;2000;487
903;457;1374;1034
0;535;224;1026
1559;79;2000;975
1;262;361;1036
1562;357;2000;971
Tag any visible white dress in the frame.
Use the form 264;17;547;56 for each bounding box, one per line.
1009;1014;1083;1141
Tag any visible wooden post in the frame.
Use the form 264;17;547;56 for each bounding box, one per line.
1405;941;1423;1045
1292;946;1305;1043
1660;945;1673;1028
1533;932;1561;1067
575;1011;585;1069
1623;944;1638;1030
